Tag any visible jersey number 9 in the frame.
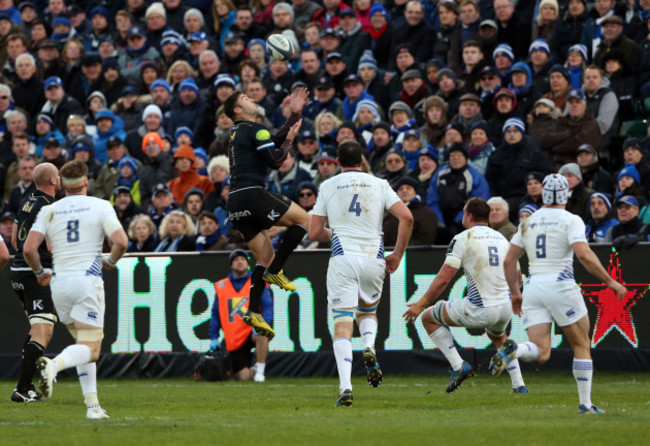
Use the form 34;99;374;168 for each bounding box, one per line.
535;234;546;258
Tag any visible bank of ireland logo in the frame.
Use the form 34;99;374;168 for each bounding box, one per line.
580;249;648;347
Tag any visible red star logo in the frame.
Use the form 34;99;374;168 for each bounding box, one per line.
580;249;648;347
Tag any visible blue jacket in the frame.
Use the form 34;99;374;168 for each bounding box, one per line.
586;216;619;243
427;163;491;225
92;110;126;164
209;271;273;340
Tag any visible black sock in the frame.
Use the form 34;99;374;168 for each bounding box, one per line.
248;264;267;313
268;224;307;274
17;339;45;392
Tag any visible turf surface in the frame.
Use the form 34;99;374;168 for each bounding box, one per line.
1;372;648;445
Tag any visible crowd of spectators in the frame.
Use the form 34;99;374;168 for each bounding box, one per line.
1;0;650;254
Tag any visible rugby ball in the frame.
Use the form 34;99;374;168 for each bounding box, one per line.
266;34;294;61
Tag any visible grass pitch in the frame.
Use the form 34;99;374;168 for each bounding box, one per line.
1;372;648;446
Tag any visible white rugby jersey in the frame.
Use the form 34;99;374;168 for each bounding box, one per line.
510;207;586;282
31;194;122;276
312;171;401;258
444;224;511;308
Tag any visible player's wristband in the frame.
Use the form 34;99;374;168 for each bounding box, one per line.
34;268;45;276
106;257;117;266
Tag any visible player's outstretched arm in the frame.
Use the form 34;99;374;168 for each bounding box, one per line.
0;237;9;270
308;215;331;243
504;244;526;316
403;263;458;322
23;230;51;286
384;201;413;273
103;227;129;270
573;241;627;299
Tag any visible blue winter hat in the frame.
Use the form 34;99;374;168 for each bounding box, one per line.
95;109;114;123
502;117;525;135
493;43;514;63
194;148;209;165
369;3;388;19
214;73;236;89
352;99;380;123
617;163;641;185
511;61;532;79
175;126;193;141
72;141;91;153
179;78;199;94
37;113;54;125
150;78;171;94
590;192;612;211
357;50;378;73
548;64;570;83
52;16;72;28
118;156;138;175
189;31;208;43
519;204;538;216
91;6;111;22
247;38;266;52
470;120;489;135
528;39;550;56
568;44;588;62
161;35;183;47
44;76;63;90
418;146;439;162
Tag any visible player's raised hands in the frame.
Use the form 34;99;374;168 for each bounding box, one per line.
287;119;303;141
289;87;310;114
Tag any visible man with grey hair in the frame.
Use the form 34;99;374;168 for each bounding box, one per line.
12;53;46;120
487;196;516;240
559;162;594;223
197;50;221;94
389;1;435;67
40;76;84;134
493;0;530;59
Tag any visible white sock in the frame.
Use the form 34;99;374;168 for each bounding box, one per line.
429;327;464;371
573;359;593;408
358;317;378;351
505;359;525;388
516;342;540;362
54;344;92;371
255;362;265;375
333;338;353;392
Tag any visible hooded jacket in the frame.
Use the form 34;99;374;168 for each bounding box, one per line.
92;109;127;164
167;145;214;204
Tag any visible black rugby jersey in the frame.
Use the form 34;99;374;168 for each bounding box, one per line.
228;114;299;191
12;191;55;269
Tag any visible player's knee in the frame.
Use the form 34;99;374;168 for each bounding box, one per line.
355;305;377;320
77;329;104;361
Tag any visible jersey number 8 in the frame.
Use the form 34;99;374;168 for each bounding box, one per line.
67;219;80;243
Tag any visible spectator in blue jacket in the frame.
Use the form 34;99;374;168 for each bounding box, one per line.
92;109;127;164
427;142;490;242
585;192;619;243
165;77;205;137
267;149;313;202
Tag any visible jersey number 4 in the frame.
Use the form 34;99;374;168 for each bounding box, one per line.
349;193;362;216
67;219;80;243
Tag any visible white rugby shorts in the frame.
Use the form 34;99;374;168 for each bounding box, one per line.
444;299;513;335
522;280;588;329
326;255;386;309
50;275;105;327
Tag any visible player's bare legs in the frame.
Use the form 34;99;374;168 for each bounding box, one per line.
561;315;600;413
37;320;108;419
242;231;276;339
420;303;475;392
264;202;310;290
332;310;354;406
356;301;382;387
